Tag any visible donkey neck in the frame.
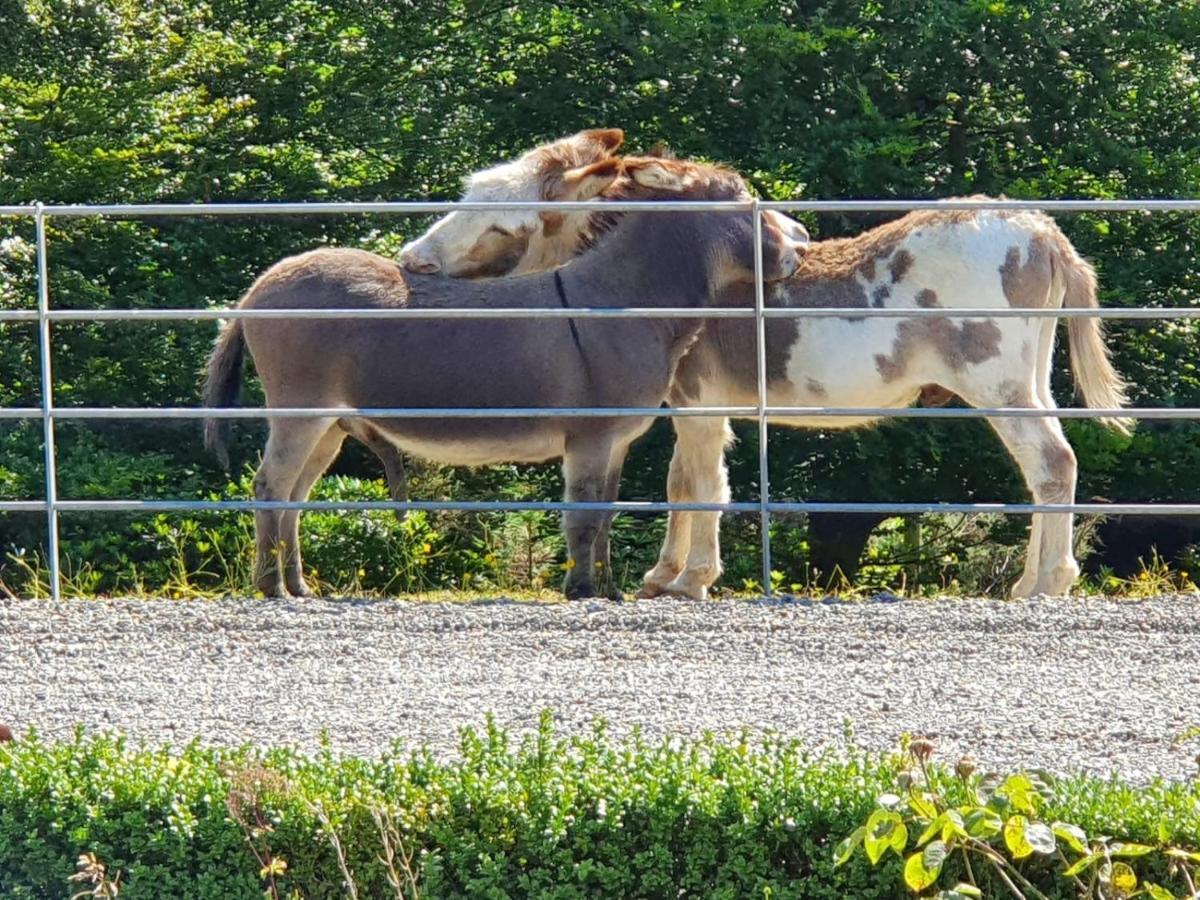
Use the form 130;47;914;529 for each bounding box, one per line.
557;208;716;310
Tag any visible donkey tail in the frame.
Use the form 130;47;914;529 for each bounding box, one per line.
1057;237;1132;435
202;318;246;470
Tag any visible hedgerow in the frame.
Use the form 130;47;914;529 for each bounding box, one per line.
0;716;1197;898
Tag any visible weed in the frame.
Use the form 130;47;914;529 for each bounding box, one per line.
837;737;1200;898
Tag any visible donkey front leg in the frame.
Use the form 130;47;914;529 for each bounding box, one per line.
638;437;694;597
641;416;732;600
985;408;1080;598
252;417;338;598
561;437;626;601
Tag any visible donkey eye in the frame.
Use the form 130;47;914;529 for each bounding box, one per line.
488;225;514;237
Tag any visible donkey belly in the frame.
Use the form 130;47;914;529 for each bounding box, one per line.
773;319;927;427
370;421;568;466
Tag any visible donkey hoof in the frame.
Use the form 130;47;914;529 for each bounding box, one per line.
663;580;708;601
288;581;316;599
635;582;670;599
563;583;598;602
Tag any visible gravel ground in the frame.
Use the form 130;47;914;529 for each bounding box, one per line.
1;595;1198;782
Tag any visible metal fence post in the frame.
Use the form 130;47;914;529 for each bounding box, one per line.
752;200;773;596
34;203;62;600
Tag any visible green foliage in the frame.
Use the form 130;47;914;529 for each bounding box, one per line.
1;719;1198;898
838;738;1200;899
3;0;1200;595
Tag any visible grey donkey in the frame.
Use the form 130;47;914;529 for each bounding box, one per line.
202;156;799;600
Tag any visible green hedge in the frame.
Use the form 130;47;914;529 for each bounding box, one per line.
0;716;1197;898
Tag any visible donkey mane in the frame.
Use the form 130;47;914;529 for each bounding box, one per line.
575;157;752;254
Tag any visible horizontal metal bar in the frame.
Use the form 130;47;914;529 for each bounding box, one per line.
768;502;1200;515
0;405;1189;422
0;307;762;322
0;200;755;217
2;305;1200;323
0;405;756;420
0;501;51;511
760;199;1200;213
4;499;1200;516
764;407;1163;420
3;198;1200;217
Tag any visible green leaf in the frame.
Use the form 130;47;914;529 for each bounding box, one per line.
864;809;906;865
1051;821;1087;854
1165;847;1200;863
1110;861;1137;893
1109;841;1154;858
910;792;939;821
1156;820;1171;845
1024;821;1056;855
936;885;983;900
964;807;1002;839
904;841;946;892
919;812;947;847
833;826;865;867
1063;851;1104;877
924;840;948;869
877;792;903;810
941;809;967;842
1142;883;1176;900
998;774;1039;816
1003;815;1033;859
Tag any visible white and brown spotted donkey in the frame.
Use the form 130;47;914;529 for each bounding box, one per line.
400;135;1130;600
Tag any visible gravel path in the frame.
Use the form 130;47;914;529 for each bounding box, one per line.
1;596;1198;781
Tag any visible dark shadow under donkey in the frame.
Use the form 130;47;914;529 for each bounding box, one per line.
202;157;799;600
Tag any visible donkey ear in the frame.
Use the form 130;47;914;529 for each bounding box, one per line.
544;157;622;200
626;159;693;192
578;128;624;152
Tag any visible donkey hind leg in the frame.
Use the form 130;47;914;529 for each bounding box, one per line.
591;457;628;602
280;427;347;598
252;417;339;598
643;416;732;600
1008;316;1061;595
978;389;1079;598
561;436;628;601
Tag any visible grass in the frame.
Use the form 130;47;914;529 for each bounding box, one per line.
4;488;1200;600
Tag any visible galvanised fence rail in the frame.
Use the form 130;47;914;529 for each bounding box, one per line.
2;197;1199;601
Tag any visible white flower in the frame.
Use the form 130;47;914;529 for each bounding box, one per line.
0;236;34;262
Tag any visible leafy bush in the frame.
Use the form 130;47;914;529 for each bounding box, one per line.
0;718;1197;898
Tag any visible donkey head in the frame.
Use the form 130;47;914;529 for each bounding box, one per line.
399;128;625;277
610;156;803;287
